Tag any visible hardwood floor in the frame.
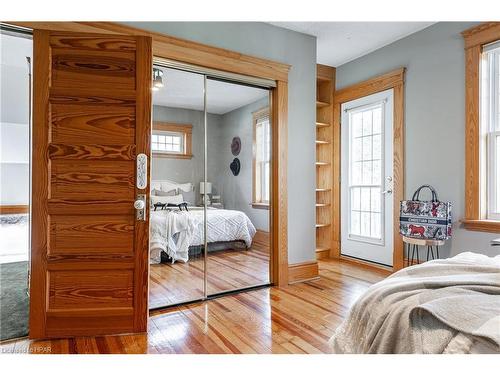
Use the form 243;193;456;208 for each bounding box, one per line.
150;243;270;308
0;259;388;354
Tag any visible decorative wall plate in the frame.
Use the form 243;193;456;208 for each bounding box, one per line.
230;158;241;176
231;136;241;156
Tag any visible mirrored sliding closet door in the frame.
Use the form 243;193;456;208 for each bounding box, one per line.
149;66;206;308
205;78;271;296
148;63;272;310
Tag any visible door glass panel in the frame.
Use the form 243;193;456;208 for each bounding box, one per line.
206;78;271;296
348;104;384;242
148;66;205;309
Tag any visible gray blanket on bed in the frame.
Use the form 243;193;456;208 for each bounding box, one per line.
329;252;500;354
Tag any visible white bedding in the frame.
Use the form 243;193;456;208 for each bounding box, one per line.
150;207;256;263
329;252;500;354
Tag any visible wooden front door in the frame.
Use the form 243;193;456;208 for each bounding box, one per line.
30;30;152;338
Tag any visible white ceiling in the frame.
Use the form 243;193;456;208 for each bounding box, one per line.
153;67;268;115
268;22;435;66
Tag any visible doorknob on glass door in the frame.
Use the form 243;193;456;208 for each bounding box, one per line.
382;189;393;195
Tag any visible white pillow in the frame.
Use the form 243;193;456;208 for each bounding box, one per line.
161;181;192;193
159;181;180;193
151;194;184;206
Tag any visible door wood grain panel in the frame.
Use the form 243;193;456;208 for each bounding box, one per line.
49;35;136;51
51;103;135;144
51;48;136;90
48;144;136;161
48;270;133;309
50;160;135;199
31;30;152;339
49;215;134;254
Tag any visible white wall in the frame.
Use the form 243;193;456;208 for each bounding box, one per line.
336;22;499;258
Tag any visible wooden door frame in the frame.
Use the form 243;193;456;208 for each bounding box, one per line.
333;68;406;271
10;21;290;286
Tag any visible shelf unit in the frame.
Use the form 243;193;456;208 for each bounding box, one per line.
315;64;336;260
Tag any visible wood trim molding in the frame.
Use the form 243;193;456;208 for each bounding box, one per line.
464;45;481;221
333;67;406;271
462;22;500;49
271;81;289;286
339;256;393;275
251;203;270;210
334;68;405;104
288;261;319;284
461;219;500;233
9;22;290;82
0;205;29;215
462;23;500;232
152;122;193;159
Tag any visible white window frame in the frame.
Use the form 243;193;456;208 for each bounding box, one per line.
482;43;500;221
152;131;184;154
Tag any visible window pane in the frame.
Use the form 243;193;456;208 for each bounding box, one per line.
264;162;270;201
372;160;382;185
352;138;362;162
373;134;381;160
351;187;361;210
360;187;370;211
373;107;382;134
352;112;362;138
362;136;372;160
362;110;372;136
360;212;371;237
362;161;372;185
352;161;362;185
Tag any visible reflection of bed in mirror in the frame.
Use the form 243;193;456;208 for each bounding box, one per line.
149;180;256;264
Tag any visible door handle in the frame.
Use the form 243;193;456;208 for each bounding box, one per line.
135;194;146;221
382;189;393;195
136;153;148;189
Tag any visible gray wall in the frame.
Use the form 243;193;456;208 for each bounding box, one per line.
336;22;499;258
217;97;270;232
127;22;317;264
152;105;222;203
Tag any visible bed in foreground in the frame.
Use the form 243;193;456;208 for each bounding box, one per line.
330;252;500;354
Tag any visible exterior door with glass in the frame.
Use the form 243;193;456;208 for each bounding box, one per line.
340;89;394;266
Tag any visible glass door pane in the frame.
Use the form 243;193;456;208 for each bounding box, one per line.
205;77;271;296
348;104;384;243
148;66;206;308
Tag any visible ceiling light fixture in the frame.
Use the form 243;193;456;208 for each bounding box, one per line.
152;68;164;90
